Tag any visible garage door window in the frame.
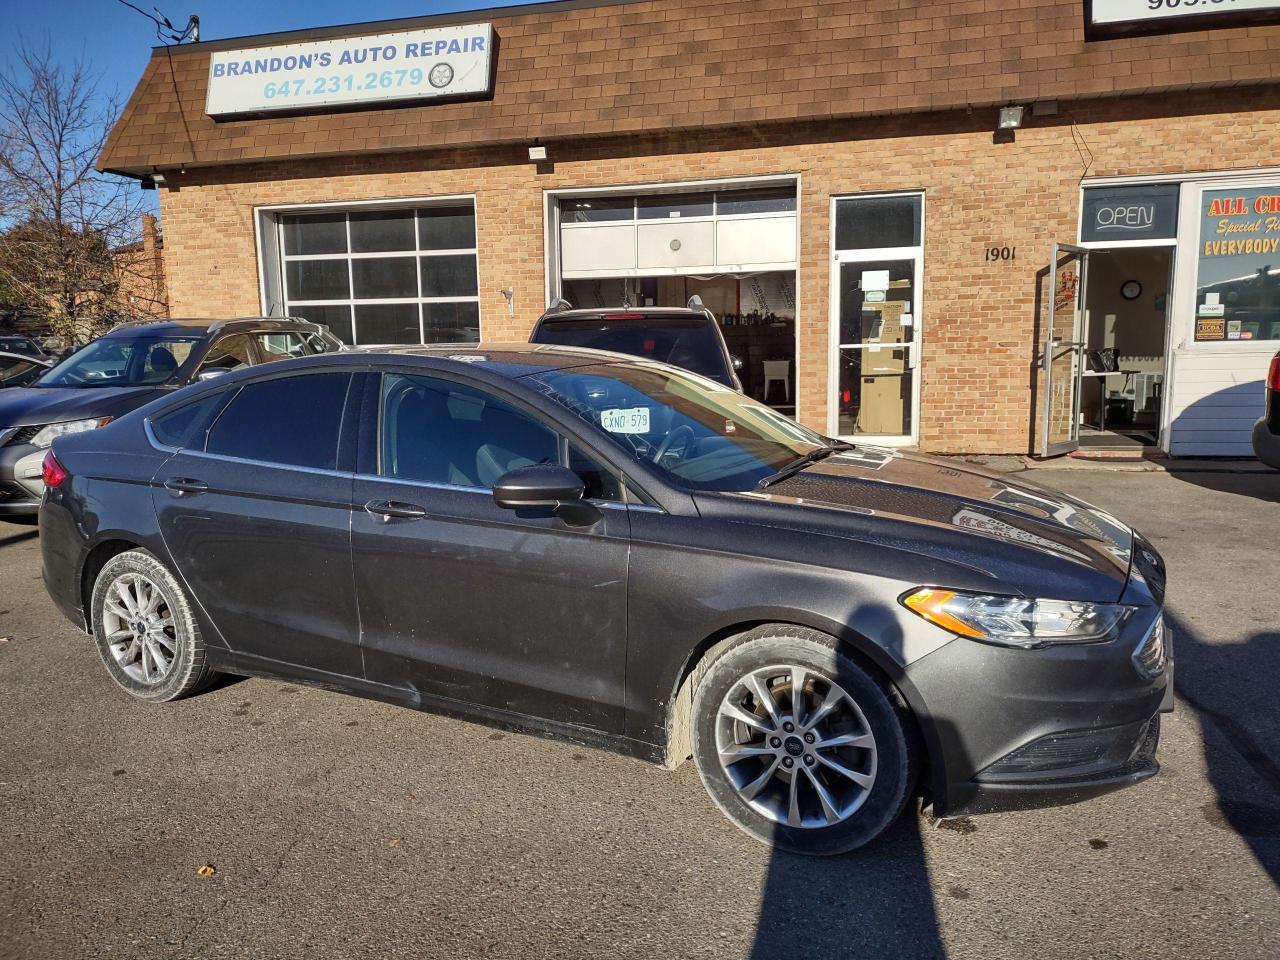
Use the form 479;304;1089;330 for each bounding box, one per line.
278;205;480;346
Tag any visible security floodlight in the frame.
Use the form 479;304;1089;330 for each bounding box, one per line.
998;105;1025;130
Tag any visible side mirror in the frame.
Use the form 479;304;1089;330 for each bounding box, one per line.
492;464;597;525
197;368;231;382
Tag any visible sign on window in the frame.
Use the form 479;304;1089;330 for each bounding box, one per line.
1194;186;1280;342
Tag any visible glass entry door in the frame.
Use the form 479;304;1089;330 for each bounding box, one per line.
834;256;919;438
1039;243;1089;457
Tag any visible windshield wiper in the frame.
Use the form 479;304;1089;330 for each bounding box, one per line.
756;441;855;489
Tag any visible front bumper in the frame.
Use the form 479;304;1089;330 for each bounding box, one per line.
0;439;42;518
905;606;1172;817
1253;417;1280;469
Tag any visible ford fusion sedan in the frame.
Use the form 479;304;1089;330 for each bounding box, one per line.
0;316;340;521
40;345;1171;854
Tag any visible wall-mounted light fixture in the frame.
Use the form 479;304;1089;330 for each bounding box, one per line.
993;105;1025;144
151;171;167;184
528;145;547;162
500;287;515;317
997;105;1025;130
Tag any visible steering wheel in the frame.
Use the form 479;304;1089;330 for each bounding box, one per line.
652;424;695;465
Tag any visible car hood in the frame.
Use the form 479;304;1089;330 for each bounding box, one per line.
0;385;167;429
697;447;1135;601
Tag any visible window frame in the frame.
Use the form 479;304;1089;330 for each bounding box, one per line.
255;195;482;347
198;371;357;472
370;369;630;504
827;190;926;446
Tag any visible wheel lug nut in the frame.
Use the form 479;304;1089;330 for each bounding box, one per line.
782;757;794;768
804;754;815;766
770;737;782;748
804;732;815;744
783;722;795;733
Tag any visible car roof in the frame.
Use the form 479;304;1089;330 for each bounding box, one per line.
0;350;48;363
101;317;322;338
344;341;636;378
537;307;712;323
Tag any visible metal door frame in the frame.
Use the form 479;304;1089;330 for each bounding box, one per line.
1040;242;1090;458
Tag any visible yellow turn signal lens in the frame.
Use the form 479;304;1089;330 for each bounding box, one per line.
902;588;986;639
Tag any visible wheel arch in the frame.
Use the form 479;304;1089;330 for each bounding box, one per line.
663;614;947;809
80;538;147;623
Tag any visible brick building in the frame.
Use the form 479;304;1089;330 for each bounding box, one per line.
112;214;169;319
98;0;1280;456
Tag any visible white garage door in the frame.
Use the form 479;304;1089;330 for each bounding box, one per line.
559;185;798;278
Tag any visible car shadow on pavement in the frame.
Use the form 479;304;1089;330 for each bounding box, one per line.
1165;467;1280;504
752;812;946;959
749;615;952;960
0;526;38;549
1166;611;1280;886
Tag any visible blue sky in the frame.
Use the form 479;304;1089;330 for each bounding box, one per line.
0;0;548;106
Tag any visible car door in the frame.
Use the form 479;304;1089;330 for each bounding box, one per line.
151;369;364;678
350;370;630;733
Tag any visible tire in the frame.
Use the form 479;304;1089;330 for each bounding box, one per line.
90;549;219;702
691;625;919;855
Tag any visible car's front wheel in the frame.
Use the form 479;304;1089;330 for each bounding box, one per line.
691;625;919;855
90;549;218;702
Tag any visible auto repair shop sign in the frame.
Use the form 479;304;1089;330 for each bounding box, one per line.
206;23;494;116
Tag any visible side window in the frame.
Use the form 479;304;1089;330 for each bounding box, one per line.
198;334;253;374
251;332;308;363
569;443;624;502
380;374;558;488
140;340;193;383
150;393;226;449
205;373;351;469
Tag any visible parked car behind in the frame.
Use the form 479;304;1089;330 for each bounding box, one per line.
40;344;1171;854
0;334;48;358
1252;349;1280;469
0;351;52;389
529;296;743;389
0;316;340;521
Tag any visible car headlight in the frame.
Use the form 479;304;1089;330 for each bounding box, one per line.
901;587;1132;648
30;417;111;449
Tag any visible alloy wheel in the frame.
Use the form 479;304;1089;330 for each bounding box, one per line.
101;573;177;685
715;664;878;828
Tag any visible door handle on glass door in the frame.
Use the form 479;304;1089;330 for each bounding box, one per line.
163;478;208;496
364;499;428;522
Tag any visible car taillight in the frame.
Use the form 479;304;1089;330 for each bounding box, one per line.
602;314;645;320
1267;354;1280;391
41;450;67;487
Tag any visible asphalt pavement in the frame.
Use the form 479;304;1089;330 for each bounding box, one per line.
1;466;1277;959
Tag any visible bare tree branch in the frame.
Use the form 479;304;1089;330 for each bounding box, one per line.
0;39;148;343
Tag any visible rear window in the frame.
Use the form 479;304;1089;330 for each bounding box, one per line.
531;316;732;385
205;373;351;469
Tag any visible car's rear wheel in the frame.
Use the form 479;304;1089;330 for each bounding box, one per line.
90;549;218;702
691;625;918;855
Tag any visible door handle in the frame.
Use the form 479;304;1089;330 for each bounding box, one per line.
163;477;208;496
364;499;428;522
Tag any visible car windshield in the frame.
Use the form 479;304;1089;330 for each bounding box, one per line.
531;316;732;384
37;336;199;388
529;361;830;491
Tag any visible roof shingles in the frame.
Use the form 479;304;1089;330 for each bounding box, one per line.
98;0;1280;176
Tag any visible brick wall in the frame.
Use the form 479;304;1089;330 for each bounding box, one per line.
157;86;1280;453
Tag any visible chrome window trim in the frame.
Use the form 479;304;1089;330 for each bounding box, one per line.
142;418;179;454
137;440;664;512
